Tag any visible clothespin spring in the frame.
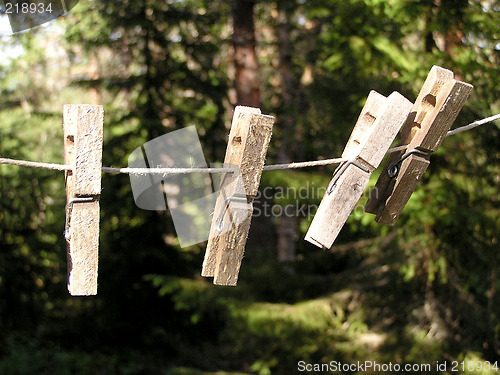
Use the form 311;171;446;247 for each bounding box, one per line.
387;149;431;178
327;160;370;194
216;195;249;233
64;196;98;240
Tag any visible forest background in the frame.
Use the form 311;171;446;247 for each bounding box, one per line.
0;0;499;374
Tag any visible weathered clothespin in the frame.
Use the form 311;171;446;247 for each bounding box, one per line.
305;91;413;249
202;106;274;286
365;66;473;225
63;104;104;296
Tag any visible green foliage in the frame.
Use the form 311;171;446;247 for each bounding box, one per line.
0;336;178;375
0;107;67;335
142;260;498;375
0;0;499;373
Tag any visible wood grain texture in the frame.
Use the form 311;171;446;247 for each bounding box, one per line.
409;80;473;152
365;66;454;215
64;105;104;197
375;155;430;225
305;167;370;249
201;167;251;278
342;90;386;162
354;91;414;168
202;106;260;278
365;66;472;225
67;201;100;296
305;91;412;249
202;106;274;286
63;104;103;296
213;205;253;286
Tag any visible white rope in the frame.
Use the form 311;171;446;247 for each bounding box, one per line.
446;113;500;136
0;114;498;174
263;157;346;171
0;158;71;171
101;166;235;175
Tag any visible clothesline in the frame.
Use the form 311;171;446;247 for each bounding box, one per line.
0;113;498;175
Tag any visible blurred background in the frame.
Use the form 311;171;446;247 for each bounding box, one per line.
0;0;499;374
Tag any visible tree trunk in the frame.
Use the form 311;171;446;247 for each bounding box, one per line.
231;0;276;256
232;0;260;107
276;3;297;262
89;53;101;105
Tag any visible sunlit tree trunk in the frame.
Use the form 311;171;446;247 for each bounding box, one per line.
89;53;100;105
232;0;260;106
276;2;297;262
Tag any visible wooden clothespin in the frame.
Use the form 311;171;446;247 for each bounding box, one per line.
305;91;413;249
365;66;473;225
202;106;275;286
63;104;104;296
